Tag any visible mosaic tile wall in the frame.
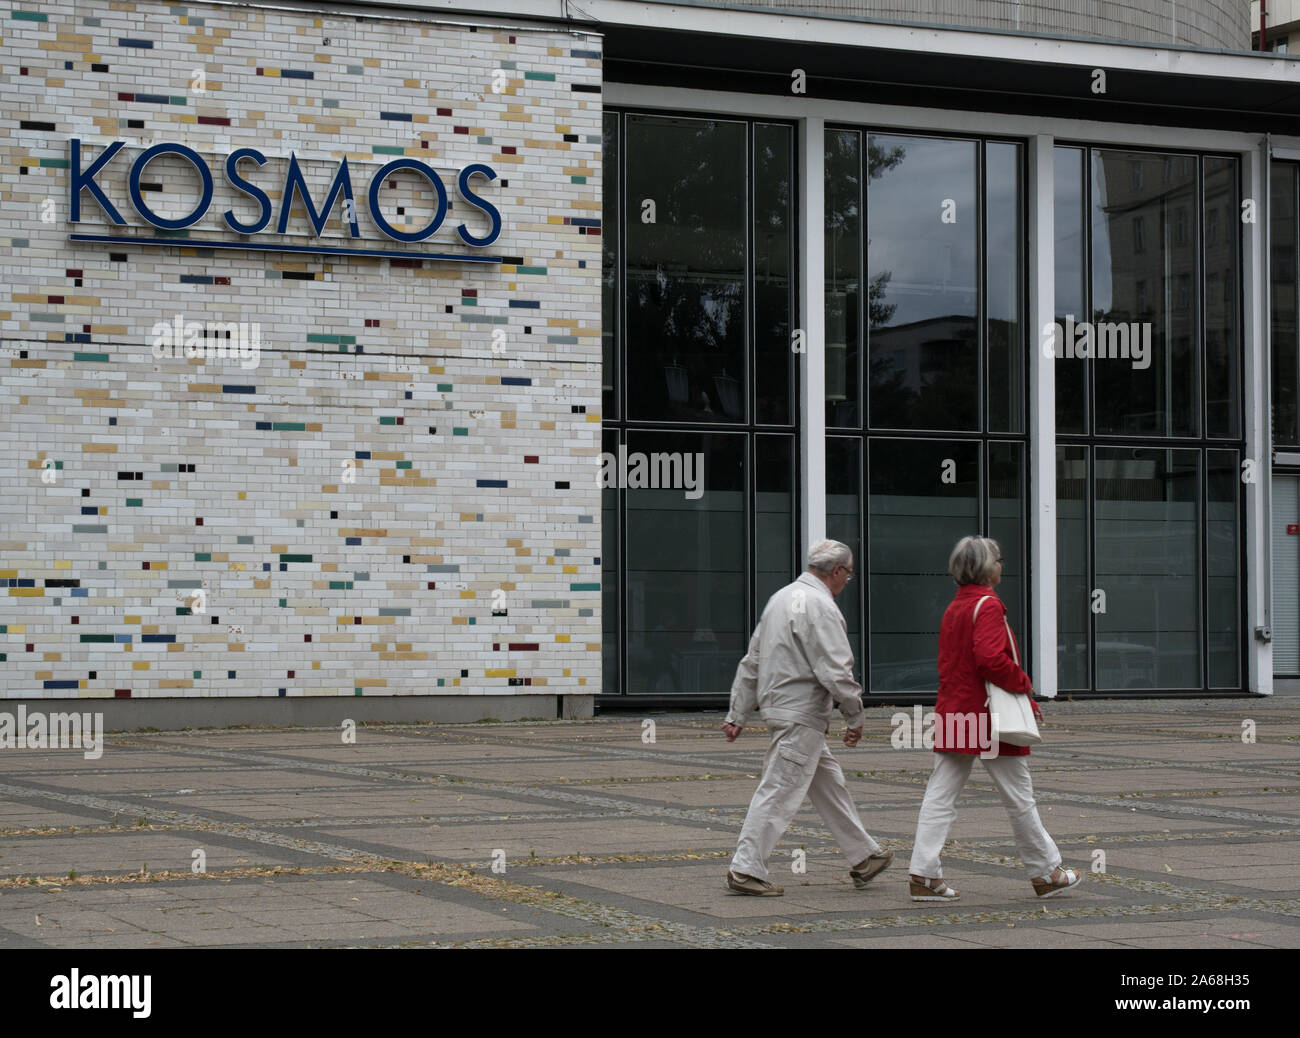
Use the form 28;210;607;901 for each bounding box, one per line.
0;1;604;700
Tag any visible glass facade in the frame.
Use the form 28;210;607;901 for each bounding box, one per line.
1054;146;1244;692
1274;161;1299;449
599;111;1252;700
825;128;1028;693
601;111;797;695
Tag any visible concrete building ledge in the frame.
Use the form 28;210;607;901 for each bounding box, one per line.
0;695;596;732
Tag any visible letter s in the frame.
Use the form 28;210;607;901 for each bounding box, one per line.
456;163;502;247
224;149;272;234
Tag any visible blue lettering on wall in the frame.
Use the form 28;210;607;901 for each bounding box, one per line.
368;158;447;243
69;139;127;225
223;148;272;235
277;153;359;237
456;163;503;248
66;138;504;262
128;143;213;230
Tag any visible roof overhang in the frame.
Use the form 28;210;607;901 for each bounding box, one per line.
325;0;1300;134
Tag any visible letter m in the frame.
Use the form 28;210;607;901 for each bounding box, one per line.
277;154;359;236
651;453;682;489
48;712;81;749
102;975;131;1009
1096;322;1129;360
945;711;980;751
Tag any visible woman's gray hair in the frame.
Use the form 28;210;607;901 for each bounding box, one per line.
948;535;1001;586
807;539;853;575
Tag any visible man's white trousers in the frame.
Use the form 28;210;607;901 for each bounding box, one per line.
730;721;881;881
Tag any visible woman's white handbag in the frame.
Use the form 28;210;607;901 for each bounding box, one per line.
973;596;1041;747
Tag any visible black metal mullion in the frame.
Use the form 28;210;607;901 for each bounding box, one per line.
1197;158;1210;690
859;435;868;690
616;110;628;698
978;138;987;441
789;121;802;585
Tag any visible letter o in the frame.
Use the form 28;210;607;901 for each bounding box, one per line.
129;143;214;230
367;159;447;243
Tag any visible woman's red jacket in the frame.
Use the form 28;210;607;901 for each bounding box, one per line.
934;583;1034;757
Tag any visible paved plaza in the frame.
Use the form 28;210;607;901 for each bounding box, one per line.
0;697;1297;949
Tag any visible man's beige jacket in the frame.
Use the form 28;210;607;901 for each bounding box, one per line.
725;571;867;733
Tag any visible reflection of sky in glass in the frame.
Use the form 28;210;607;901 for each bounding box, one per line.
986;142;1019;325
1054;148;1085;316
1090;157;1113;313
868;136;976;328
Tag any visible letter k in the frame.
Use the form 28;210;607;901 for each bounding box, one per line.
70;139;127;224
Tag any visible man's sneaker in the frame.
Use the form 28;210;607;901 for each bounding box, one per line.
726;870;784;896
849;848;894;889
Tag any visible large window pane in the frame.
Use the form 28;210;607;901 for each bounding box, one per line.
755;435;795;608
1204;157;1241;439
987;142;1024;434
1055;147;1087;434
602;112;619;418
1094;447;1201;689
988;441;1026;661
755;124;794;425
1092;151;1199;437
626;116;746;422
1056;446;1090;689
602;428;619;693
1207;449;1240;687
869;438;979;691
826;129;862;429
867;135;979;431
1273;162;1299;448
826;437;863;675
624;432;746;693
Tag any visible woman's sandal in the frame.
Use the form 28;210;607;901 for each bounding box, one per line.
1031;864;1082;899
909;874;960;902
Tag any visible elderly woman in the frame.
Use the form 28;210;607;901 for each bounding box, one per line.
907;535;1080;901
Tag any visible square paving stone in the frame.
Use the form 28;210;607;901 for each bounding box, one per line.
314;819;736;862
0;831;304;877
0;805;112;830
828;933;990;948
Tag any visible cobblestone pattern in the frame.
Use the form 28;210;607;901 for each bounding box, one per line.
0;698;1297;948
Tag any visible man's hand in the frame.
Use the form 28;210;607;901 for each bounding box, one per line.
843;726;863;748
722;722;742;742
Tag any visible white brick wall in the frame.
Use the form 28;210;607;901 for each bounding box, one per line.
0;0;605;700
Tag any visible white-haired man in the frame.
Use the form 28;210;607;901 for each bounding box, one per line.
722;539;892;895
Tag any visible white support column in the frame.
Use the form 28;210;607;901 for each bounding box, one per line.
1244;139;1273;695
799;115;826;557
1027;134;1058;698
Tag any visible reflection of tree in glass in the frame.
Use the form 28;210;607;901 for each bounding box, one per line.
863;141;908;410
866;137;981;431
625;120;746;421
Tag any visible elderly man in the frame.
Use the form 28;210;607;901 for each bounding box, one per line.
722;539;892;895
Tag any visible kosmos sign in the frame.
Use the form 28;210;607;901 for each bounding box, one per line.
66;138;504;262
